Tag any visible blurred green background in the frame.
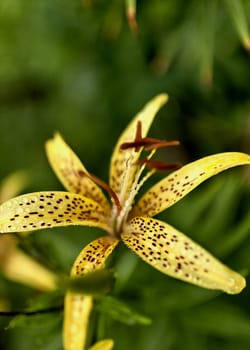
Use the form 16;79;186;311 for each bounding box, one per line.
0;0;250;349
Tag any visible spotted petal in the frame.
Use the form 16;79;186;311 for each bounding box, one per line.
46;133;110;213
109;94;168;203
122;217;245;294
132;152;250;217
0;191;111;234
64;237;119;350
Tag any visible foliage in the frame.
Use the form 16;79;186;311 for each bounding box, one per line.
0;1;250;350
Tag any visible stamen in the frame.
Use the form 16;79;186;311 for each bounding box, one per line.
138;159;181;172
120;121;180;151
135;120;142;142
120;140;157;150
115;150;156;233
78;170;121;215
120;120;143;152
143;140;180;150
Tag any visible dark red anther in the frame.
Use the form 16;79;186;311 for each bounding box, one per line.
138;159;181;172
135;120;142;142
124;120;144;152
143;140;180;150
120;120;180;151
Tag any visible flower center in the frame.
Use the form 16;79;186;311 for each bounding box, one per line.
81;121;180;239
114;121;180;236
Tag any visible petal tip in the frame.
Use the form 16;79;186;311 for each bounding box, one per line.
154;93;169;106
46;132;63;144
225;273;246;295
88;339;114;350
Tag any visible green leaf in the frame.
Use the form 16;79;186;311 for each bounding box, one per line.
7;312;62;330
181;300;250;339
196;174;244;244
224;0;250;50
97;296;152;326
6;311;62;350
215;212;250;257
65;269;115;295
114;250;139;293
26;290;64;312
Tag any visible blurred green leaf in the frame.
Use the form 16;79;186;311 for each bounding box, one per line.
224;0;250;50
182;300;250;339
114;250;138;293
215;211;250;258
194;174;244;244
65;269;115;295
26;291;63;312
7;312;61;330
97;296;152;326
0;1;250;349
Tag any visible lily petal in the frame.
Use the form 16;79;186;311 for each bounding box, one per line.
2;248;57;291
0;171;28;203
46;133;110;213
122;217;246;294
132;152;250;217
88;339;114;350
64;294;93;350
109;94;168;203
0;191;111;233
64;237;119;350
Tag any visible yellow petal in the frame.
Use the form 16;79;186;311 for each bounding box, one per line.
0;235;56;291
0;191;111;234
88;339;114;350
64;294;93;350
0;171;28;203
64;237;119;350
109;94;168;203
3;248;57;291
122;217;246;294
69;237;119;276
133;152;250;217
46;133;110;213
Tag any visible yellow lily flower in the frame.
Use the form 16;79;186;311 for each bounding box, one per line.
0;94;249;349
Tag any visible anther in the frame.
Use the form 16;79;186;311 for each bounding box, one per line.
120;120;180;151
120;120;144;152
138;159;181;172
143;140;180;150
